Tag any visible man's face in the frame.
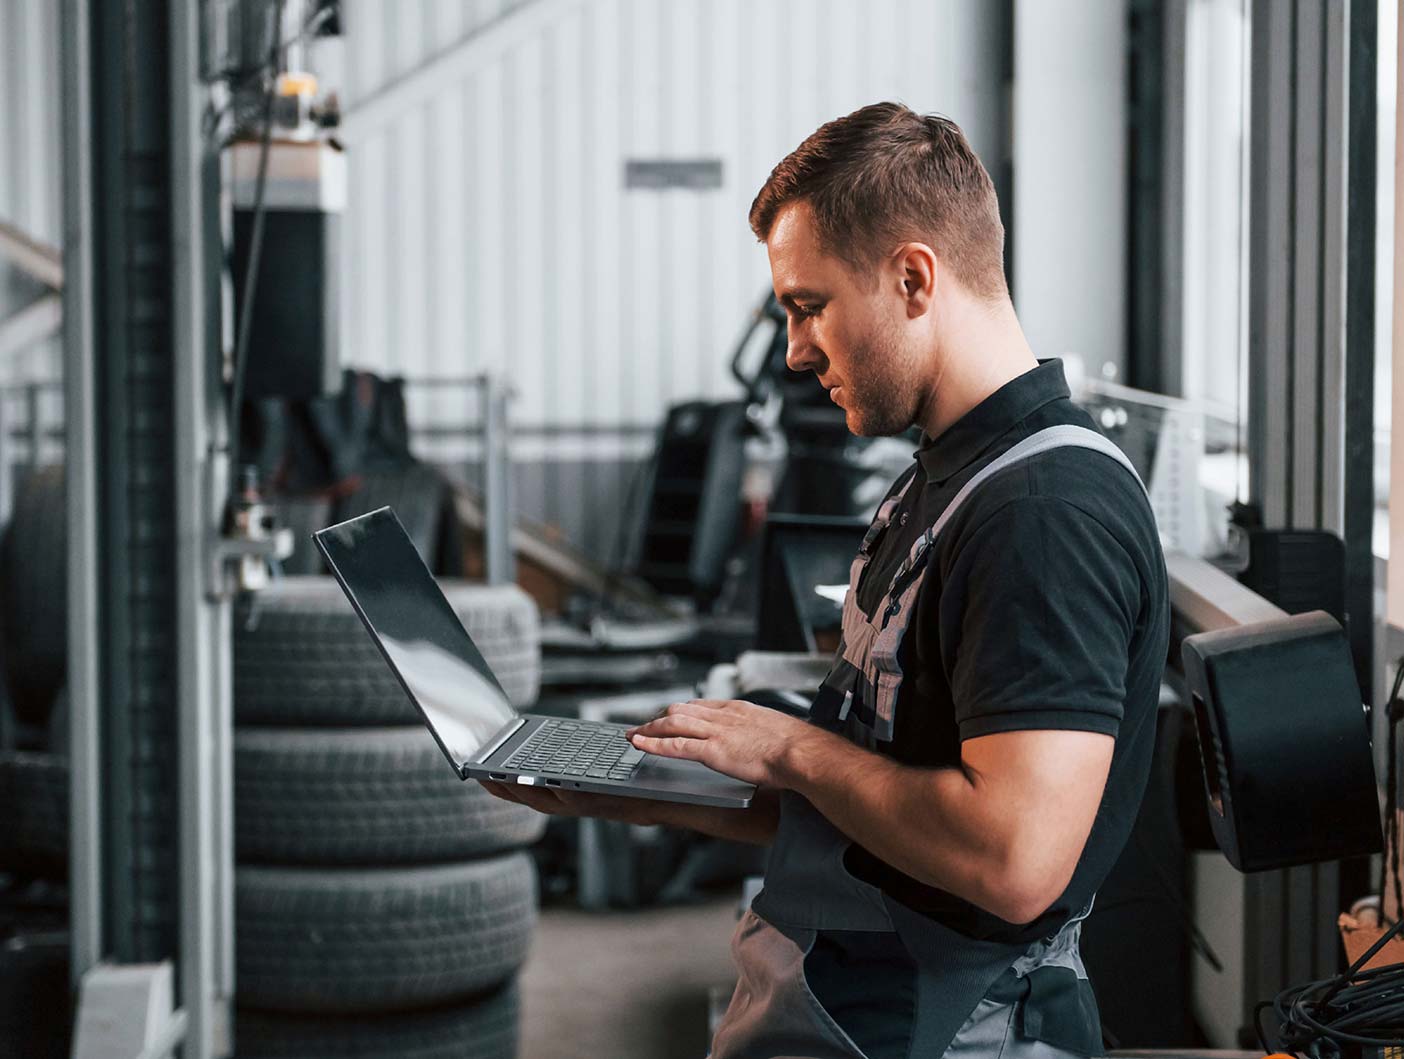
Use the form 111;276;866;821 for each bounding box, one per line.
766;202;926;437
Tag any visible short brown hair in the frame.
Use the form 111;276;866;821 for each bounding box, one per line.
749;102;1006;299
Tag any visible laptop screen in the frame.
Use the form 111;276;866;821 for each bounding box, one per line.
313;507;518;773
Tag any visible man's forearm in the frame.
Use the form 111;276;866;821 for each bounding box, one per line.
650;787;781;846
776;737;1044;923
625;699;1111;924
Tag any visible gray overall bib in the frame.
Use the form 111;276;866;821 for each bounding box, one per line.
711;425;1148;1059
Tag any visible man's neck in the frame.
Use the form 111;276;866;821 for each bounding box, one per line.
917;294;1039;439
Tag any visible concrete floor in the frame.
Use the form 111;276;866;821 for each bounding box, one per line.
519;896;739;1059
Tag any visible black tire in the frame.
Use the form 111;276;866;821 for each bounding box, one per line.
234;577;540;724
235;726;545;865
332;463;447;568
235;982;518;1059
236;854;536;1014
0;466;66;726
0;750;69;877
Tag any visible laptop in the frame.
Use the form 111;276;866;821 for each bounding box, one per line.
312;507;755;809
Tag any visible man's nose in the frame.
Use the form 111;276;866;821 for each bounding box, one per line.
786;336;819;374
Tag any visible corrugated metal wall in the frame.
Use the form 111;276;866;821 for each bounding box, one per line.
340;0;1004;432
0;0;63;384
337;0;1006;560
0;0;1007;564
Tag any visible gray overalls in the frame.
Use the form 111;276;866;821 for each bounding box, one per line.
711;425;1148;1059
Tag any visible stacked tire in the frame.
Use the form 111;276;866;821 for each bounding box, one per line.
0;469;74;1058
233;576;545;1059
0;469;70;879
0;465;67;731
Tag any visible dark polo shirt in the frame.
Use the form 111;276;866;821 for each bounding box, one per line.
803;359;1170;1055
842;358;1171;942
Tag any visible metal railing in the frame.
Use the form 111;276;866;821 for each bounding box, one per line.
0;379;64;526
400;373;515;586
0;374;517;585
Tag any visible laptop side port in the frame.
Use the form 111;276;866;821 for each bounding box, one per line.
489;773;507;780
544;779;561;787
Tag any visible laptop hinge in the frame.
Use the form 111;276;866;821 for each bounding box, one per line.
469;717;527;772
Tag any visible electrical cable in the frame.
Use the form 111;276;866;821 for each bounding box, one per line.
1257;914;1404;1050
226;0;285;511
1381;656;1404;923
1252;1000;1274;1054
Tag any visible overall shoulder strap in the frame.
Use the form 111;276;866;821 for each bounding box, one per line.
925;424;1148;548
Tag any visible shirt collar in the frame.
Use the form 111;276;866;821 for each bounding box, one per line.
916;359;1072;483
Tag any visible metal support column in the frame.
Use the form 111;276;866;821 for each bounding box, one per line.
1233;0;1375;1042
62;2;214;1053
1243;0;1376;726
60;0;103;986
88;0;184;967
170;0;234;1053
63;1;231;1049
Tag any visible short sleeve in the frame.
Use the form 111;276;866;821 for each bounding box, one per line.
940;496;1142;741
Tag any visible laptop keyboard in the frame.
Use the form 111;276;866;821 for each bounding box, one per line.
502;720;646;781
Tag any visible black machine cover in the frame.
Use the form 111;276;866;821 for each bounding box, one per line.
1181;610;1381;872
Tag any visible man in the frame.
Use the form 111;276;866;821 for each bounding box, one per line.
485;103;1169;1058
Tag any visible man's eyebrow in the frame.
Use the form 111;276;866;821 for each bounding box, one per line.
777;288;824;308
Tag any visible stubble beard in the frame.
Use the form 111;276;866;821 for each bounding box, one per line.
841;326;922;438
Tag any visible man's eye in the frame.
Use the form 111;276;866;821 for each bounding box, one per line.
796;303;821;317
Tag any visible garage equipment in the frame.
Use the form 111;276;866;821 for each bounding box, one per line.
635;400;747;605
1170;559;1388;1049
246;370;514;583
1181;610;1381;872
755;514;866;653
1229;503;1348;624
230;136;344;402
618;291;908;619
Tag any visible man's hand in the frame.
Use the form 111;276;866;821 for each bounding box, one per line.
625;698;841;788
478;780;660;825
478;773;783;845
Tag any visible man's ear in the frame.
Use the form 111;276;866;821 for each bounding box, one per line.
896;242;937;318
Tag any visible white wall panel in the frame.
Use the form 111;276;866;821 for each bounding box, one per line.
1013;0;1129;379
1182;0;1248;408
339;0;1007;439
0;0;63;384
